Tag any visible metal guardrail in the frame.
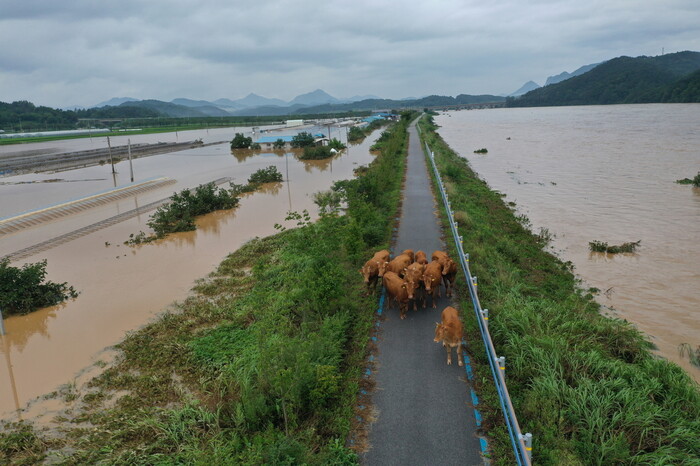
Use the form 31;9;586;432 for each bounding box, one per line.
418;125;533;465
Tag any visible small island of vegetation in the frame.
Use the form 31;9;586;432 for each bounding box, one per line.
0;258;79;316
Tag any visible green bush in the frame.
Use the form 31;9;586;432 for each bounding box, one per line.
0;258;79;315
291;132;315;148
300;145;333;160
147;183;239;237
248;166;283;184
230;133;252;149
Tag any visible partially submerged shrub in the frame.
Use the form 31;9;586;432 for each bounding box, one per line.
147;183;240;237
230;133;252;149
675;172;700;187
300;146;333;160
589;240;641;254
0;258;79;315
473;148;488;154
248;166;283;184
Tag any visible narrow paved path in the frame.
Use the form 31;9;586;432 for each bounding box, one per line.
362;122;483;465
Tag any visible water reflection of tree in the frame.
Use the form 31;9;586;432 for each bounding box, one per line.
295;154;340;173
231;149;286;163
2;303;65;352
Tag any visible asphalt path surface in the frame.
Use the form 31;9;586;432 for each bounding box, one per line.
362;121;483;465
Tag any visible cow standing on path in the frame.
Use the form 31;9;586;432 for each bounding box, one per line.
434;306;464;366
383;253;412;278
422;260;443;308
360;250;390;295
432;250;457;298
404;261;426;311
383;271;410;319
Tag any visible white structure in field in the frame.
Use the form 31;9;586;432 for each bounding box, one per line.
285;119;304;127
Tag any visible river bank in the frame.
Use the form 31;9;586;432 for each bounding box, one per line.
418;114;700;464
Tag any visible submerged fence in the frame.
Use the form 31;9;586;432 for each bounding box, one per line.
419;128;533;465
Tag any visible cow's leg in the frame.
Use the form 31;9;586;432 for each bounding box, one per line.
455;343;463;366
400;302;407;320
444;343;452;365
432;290;438;309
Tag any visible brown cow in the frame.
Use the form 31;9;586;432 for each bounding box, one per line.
385;253;412;278
422;260;443;308
434;306;464;366
414;250;428;265
432;250;456;277
442;259;458;298
374;250;391;278
359;250;391;294
383;271;410;319
404;261;426;310
402;249;415;263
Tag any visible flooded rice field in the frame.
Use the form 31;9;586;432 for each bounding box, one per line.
0;124;378;419
435;104;700;382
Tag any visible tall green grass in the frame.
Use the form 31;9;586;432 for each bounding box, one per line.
0;114;413;464
418;115;700;465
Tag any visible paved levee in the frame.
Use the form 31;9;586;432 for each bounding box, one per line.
362;122;483;465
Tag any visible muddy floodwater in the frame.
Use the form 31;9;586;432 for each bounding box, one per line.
0;125;378;418
435;104;700;382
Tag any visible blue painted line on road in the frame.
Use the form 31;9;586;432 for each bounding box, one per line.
471;389;479;407
474;409;482;427
369;355;374;362
463;353;474;381
480;438;488;455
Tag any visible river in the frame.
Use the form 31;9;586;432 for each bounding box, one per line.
0;125;379;419
435;104;700;382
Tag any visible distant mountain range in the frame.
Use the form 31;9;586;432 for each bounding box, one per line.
77;89;502;118
508;51;700;107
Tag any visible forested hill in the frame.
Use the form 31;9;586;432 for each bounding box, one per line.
507;51;700;107
0;101;160;133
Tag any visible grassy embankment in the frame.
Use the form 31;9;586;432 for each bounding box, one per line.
0;115;411;464
418;115;700;465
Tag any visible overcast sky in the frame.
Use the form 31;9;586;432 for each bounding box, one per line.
1;0;699;108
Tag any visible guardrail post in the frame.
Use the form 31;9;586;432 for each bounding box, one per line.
464;253;469;262
459;235;463;245
480;308;489;325
520;432;533;461
0;309;5;336
497;356;506;377
471;276;477;287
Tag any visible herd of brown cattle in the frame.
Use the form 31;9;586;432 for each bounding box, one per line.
360;249;464;366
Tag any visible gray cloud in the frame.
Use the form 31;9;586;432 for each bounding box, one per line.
0;0;698;108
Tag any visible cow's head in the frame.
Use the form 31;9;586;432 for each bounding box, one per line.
360;265;371;283
434;322;445;342
405;277;420;300
423;274;438;292
441;258;455;276
377;260;389;277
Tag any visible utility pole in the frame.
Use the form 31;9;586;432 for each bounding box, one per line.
128;138;134;182
107;136;116;174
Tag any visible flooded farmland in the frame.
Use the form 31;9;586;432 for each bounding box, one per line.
0;125;379;418
435;104;700;382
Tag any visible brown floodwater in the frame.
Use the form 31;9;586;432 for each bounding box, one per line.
0;126;378;419
435;104;700;382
